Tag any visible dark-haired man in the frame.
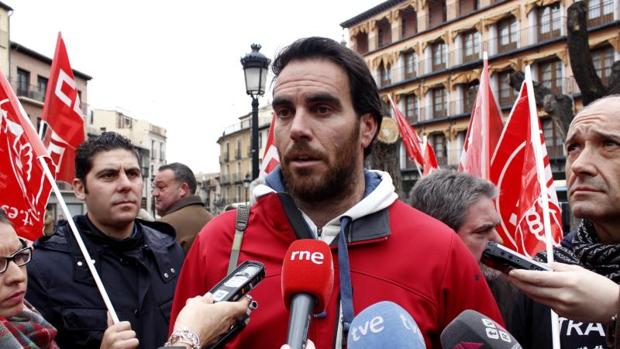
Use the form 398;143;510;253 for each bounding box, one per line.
153;162;213;254
170;37;502;348
26;132;184;349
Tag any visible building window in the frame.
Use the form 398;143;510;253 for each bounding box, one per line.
587;0;614;27
431;41;447;71
236;139;242;159
16;68;30;96
538;59;562;94
428;0;447;28
403;50;417;79
497;17;518;53
151;140;156;160
463;81;479;113
429;133;447;166
117;115;132;129
538;3;561;42
377;18;392;48
462;30;480;64
432;87;447;118
543;118;563;159
379;63;391;87
37;76;48;101
401;7;417;39
592;45;614;85
497;69;516;107
460;0;480;16
354;32;369;54
159;142;165;161
405;94;418;123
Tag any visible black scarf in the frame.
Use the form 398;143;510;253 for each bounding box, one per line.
540;220;620;282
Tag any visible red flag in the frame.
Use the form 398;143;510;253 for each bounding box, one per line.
259;112;280;177
490;82;563;256
459;56;503;179
422;141;439;176
389;96;424;165
0;70;53;240
41;33;85;183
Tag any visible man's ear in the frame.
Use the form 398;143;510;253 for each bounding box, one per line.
179;182;190;197
73;178;87;201
359;113;379;149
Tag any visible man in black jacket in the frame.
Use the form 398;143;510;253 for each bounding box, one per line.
26;132;184;349
508;96;620;348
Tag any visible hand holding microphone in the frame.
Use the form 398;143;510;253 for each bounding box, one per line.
347;301;426;349
281;239;334;349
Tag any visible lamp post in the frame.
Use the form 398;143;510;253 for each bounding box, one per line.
241;44;271;180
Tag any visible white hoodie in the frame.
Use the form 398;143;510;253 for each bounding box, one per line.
252;169;398;245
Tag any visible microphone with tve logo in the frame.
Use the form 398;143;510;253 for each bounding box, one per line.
281;239;334;349
440;310;522;349
347;301;426;349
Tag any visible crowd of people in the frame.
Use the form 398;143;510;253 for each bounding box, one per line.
0;35;619;349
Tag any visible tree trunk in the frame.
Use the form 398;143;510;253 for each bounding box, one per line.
567;1;607;105
367;140;404;198
509;71;573;140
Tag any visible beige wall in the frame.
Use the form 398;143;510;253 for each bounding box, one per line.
218;105;273;206
0;7;9;76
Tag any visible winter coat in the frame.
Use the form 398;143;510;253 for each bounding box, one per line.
26;215;184;349
159;195;213;254
170;170;503;348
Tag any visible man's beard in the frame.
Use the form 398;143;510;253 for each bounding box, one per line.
280;124;360;204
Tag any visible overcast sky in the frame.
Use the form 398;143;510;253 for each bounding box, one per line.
10;0;383;173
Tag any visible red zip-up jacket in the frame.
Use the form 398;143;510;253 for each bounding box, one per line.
170;193;503;348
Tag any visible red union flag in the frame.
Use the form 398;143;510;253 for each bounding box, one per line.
259;113;280;177
422;139;439;176
389;96;424;165
41;33;85;183
459;56;503;179
0;70;52;240
490;82;563;256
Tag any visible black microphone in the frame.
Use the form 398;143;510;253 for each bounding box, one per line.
281;240;334;349
440;310;522;349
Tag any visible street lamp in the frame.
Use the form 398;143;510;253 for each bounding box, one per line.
241;44;271;180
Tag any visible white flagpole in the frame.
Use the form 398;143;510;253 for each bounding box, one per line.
16;100;121;324
481;52;489;180
38;159;121;324
524;65;560;349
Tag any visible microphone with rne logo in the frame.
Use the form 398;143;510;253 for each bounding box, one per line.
440;310;522;349
347;301;426;349
281;239;334;349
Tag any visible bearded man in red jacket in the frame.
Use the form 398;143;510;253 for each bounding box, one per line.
170;36;502;348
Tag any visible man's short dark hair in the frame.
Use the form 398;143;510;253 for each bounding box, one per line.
410;170;497;232
75;132;140;184
272;37;382;156
158;162;197;194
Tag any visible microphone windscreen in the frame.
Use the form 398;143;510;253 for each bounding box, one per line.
281;239;334;312
347;301;426;349
440;310;522;349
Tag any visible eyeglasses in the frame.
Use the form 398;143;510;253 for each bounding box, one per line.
0;239;32;275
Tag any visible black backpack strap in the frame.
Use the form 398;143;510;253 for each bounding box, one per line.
277;193;314;239
228;205;251;274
